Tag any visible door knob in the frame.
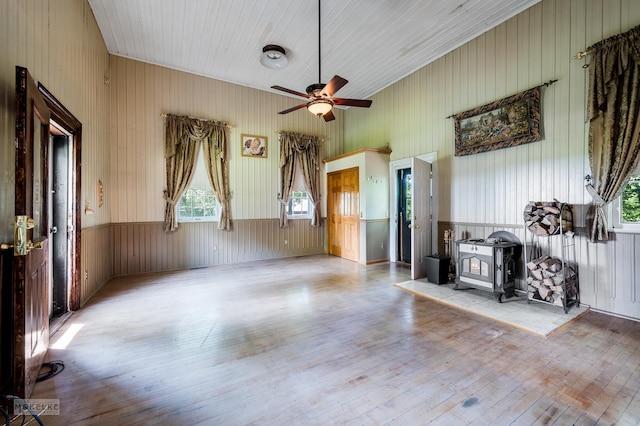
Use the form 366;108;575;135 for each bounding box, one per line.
29;241;44;249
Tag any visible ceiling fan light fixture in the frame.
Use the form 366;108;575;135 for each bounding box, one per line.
260;44;288;69
307;99;333;116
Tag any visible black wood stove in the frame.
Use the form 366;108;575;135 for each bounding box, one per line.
455;231;521;303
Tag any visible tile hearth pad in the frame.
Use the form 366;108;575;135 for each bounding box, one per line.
395;280;590;337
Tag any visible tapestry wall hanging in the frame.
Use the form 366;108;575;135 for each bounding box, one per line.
453;86;542;156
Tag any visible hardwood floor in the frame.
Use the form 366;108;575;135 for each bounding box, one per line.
28;255;640;425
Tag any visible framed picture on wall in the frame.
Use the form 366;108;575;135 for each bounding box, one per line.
241;134;268;158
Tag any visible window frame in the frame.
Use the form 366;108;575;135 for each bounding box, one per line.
608;173;640;233
177;187;219;223
286;190;312;219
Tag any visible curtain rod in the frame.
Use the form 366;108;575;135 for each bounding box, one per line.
161;113;234;128
572;50;589;60
445;80;557;119
276;130;324;142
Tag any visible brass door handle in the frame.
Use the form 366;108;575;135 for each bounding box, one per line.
28;241;44;250
14;215;39;256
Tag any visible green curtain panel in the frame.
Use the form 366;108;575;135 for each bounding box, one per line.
586;24;640;242
164;114;231;232
278;131;322;228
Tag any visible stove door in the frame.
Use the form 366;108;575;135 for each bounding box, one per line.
458;244;494;289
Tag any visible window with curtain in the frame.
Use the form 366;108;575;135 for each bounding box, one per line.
286;166;312;219
177;151;219;222
610;161;640;232
163;114;231;232
278;131;321;228
584;24;640;242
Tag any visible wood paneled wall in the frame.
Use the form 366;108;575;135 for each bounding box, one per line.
2;0;638;320
109;57;345;223
107;57;341;279
111;220;325;276
1;0;113;303
80;225;113;306
345;0;640;319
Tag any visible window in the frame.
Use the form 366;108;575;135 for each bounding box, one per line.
621;175;640;222
287;191;311;218
610;173;640;232
177;150;218;222
285;165;312;219
178;188;217;222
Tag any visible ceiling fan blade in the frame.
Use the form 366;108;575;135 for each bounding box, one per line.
320;75;348;97
271;85;310;99
323;109;335;122
277;103;309;115
331;98;373;108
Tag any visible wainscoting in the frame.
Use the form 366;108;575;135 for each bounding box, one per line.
111;219;325;276
438;221;640;321
80;225;113;307
81;219;637;320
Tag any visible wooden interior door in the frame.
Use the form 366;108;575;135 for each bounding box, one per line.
327;167;359;262
340;168;359;262
13;66;51;398
327;172;343;257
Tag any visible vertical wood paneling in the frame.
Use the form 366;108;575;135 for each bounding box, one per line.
110;56;344;224
346;1;640;319
80;225;113;306
111;220;325;276
616;234;634;303
2;0;638;320
1;0;112;305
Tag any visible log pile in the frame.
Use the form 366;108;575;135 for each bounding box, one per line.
523;201;573;236
526;255;577;306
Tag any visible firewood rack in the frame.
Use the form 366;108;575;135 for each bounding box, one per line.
523;201;579;314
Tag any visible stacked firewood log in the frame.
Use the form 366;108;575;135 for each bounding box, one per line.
526;255;577;306
523;200;573;236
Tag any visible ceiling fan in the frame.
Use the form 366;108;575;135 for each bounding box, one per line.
271;0;372;122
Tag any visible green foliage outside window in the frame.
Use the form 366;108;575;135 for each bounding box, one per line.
405;175;412;221
178;189;217;221
621;175;640;223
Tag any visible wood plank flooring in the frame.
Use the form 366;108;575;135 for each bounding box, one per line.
28;255;640;425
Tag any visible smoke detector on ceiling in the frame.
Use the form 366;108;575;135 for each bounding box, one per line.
260;45;288;69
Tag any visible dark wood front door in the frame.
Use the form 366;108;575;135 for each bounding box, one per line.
12;66;51;398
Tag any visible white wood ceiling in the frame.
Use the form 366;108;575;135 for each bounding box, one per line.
88;0;540;101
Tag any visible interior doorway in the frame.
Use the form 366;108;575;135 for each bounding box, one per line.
38;83;82;315
50;130;72;319
389;152;437;279
397;168;412;263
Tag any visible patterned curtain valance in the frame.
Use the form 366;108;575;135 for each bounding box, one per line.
164;114;229;159
278;131;321;168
